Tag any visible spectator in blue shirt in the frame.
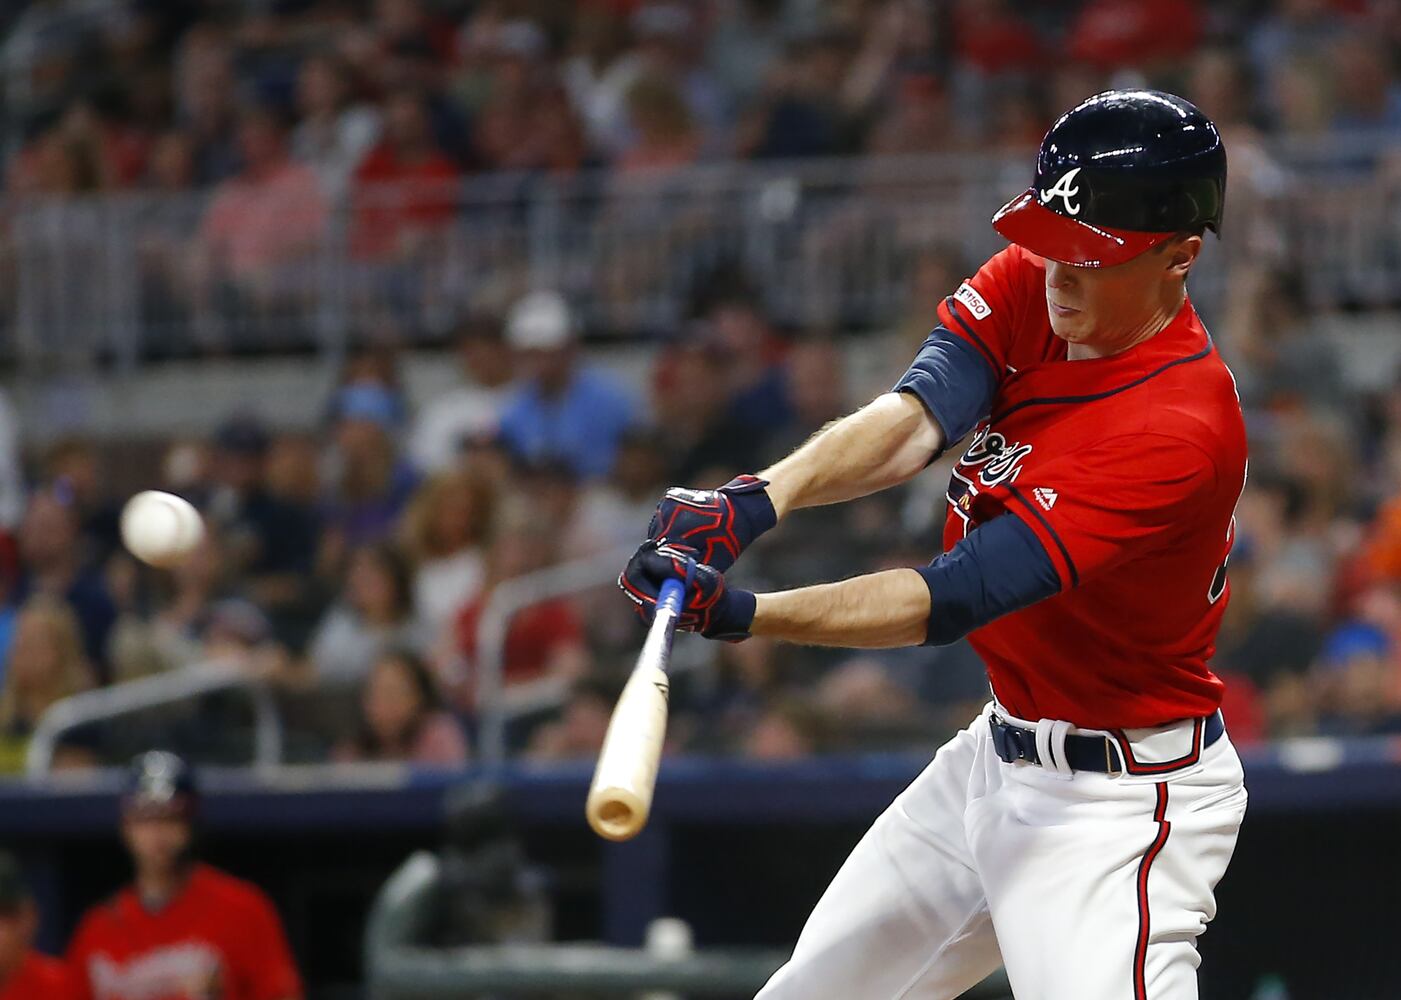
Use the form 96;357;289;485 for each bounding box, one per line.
497;291;641;479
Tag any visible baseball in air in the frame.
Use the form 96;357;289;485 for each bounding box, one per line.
120;491;204;568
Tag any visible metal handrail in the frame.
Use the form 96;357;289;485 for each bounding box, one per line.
25;660;283;779
475;545;639;767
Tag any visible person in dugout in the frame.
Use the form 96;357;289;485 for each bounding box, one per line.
66;751;303;1000
0;849;77;1000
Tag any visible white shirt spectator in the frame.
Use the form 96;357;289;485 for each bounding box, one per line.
409;383;512;473
291;105;381;202
413;548;486;635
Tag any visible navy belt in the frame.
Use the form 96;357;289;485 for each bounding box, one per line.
989;711;1224;775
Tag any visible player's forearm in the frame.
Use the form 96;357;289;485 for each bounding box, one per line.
760;392;943;518
751;568;931;648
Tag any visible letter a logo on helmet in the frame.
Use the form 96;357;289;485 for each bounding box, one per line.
991;90;1227;268
1040;168;1082;216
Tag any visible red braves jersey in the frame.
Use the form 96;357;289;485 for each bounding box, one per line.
937;245;1247;729
67;865;301;1000
0;951;78;1000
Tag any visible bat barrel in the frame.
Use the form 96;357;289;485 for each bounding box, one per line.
585;576;687;841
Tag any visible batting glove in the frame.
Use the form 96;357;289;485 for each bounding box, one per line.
646;475;777;573
618;539;756;641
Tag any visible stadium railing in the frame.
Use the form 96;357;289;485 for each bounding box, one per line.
474;543;655;767
24;659;283;777
4;134;1400;371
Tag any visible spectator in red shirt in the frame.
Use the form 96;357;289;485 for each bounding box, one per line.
350;87;459;261
196;107;327;306
0;851;77;1000
67;752;303;1000
447;510;589;710
1067;0;1203;72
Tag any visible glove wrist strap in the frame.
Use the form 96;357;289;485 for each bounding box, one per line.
720;475;778;541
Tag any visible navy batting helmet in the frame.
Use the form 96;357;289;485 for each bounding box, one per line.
992;90;1226;268
123;750;199;819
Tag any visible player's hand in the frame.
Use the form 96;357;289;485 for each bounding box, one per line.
646;475;777;573
618;539;756;641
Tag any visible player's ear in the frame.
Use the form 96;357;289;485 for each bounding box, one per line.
1165;234;1203;279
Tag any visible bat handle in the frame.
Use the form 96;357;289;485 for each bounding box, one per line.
657;577;685;617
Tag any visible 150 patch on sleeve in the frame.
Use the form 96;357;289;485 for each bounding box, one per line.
954;281;992;320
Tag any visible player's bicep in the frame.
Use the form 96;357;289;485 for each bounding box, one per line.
916;512;1060;645
1000;435;1219;588
894;328;997;453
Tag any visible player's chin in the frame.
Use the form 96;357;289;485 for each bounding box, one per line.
1048;311;1089;342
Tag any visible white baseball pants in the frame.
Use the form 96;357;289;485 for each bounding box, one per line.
756;703;1247;1000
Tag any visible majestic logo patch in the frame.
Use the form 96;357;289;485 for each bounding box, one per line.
953;281;992;320
960;427;1033;488
1040;167;1083;216
1033;487;1058;510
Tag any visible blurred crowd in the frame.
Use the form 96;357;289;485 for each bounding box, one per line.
0;0;1398;774
0;244;1400;773
8;0;1401;198
8;0;1401;359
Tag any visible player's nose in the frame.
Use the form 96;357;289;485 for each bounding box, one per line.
1045;259;1074;289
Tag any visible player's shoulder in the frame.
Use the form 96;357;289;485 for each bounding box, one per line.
26;950;73;981
187;864;278;914
964;244;1044;302
68;885;132;951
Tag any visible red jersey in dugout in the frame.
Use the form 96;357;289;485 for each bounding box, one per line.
0;951;79;1000
937;245;1247;729
66;864;302;1000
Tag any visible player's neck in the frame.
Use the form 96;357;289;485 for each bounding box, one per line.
1067;285;1185;361
135;864;192;912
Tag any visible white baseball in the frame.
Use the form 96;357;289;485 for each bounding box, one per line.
120;491;205;568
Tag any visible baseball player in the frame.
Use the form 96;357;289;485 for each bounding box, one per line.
620;90;1248;999
66;752;303;1000
0;850;78;1000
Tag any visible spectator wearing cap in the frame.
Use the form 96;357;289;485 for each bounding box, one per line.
0;850;76;1000
409;318;517;474
567;427;670;556
1314;622;1401;736
322;382;421;549
208;417;320;609
496;292;641;480
109;528;229;684
42;438;121;565
67;752;303;1000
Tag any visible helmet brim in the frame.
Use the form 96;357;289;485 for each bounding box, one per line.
991;189;1175;268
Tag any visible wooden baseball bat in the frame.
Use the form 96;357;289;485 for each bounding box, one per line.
586;578;685;842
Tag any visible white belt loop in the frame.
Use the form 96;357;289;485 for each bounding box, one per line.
1034;718;1075;779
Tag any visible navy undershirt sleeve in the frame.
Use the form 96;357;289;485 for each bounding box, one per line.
893;327;998;452
916;513;1061;646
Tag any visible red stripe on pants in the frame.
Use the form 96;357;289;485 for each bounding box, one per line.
1134;783;1171;1000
